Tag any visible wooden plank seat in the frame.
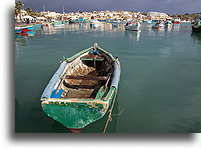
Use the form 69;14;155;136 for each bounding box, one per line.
65;75;108;81
63;83;100;89
80;54;104;61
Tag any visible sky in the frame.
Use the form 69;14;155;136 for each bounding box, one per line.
19;0;200;14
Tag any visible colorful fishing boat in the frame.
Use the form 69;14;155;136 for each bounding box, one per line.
164;20;173;28
21;27;28;33
124;21;141;31
69;18;88;24
52;21;65;27
15;27;22;34
27;26;34;31
173;18;181;24
41;43;121;133
90;20;103;28
152;21;165;29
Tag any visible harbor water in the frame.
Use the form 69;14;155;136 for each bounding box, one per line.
15;23;200;133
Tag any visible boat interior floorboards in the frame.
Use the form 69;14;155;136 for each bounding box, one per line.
61;69;105;99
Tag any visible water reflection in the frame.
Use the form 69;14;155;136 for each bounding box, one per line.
124;30;141;43
15;41;24;64
15;22;200;133
173;24;180;32
165;26;173;32
15;31;35;39
191;32;201;44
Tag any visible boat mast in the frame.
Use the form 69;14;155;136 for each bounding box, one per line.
63;6;65;14
43;4;45;11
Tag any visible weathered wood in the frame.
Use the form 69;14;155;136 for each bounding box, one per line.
80;54;104;61
65;75;108;81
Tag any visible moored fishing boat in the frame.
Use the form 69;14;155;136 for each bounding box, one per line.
124;21;141;31
41;43;121;133
15;30;21;34
52;21;65;27
164;20;173;28
15;27;22;34
152;21;165;29
21;27;28;33
69;18;88;24
173;18;181;24
191;17;201;33
90;20;103;28
27;26;34;31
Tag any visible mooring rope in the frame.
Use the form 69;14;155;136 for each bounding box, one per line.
103;89;117;133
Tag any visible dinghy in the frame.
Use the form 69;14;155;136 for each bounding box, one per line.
124;21;141;31
41;43;121;133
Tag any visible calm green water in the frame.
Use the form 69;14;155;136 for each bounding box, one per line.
15;23;200;133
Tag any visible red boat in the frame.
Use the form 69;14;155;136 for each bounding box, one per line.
173;18;181;24
21;28;28;33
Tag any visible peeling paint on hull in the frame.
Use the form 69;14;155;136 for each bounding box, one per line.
41;87;116;130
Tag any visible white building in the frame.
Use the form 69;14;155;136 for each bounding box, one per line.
147;11;170;20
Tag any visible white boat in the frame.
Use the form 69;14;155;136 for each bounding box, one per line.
53;24;65;28
124;21;141;31
165;21;173;28
52;21;65;27
152;22;165;29
90;20;103;28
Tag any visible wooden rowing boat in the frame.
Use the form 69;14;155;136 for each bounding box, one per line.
41;43;121;133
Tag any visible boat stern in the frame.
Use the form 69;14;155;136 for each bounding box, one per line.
41;98;109;130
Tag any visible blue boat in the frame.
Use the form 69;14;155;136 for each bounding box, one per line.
15;29;21;34
28;26;34;31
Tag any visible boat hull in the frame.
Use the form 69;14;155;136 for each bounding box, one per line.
173;21;181;24
124;25;140;31
192;25;201;32
69;20;88;24
152;23;164;29
15;29;21;34
27;26;34;31
41;92;115;129
21;28;28;33
41;44;121;132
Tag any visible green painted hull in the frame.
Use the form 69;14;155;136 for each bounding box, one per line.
41;87;116;129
